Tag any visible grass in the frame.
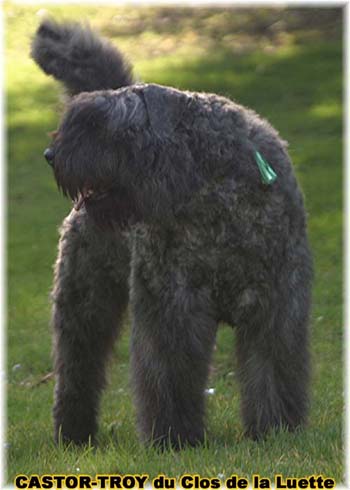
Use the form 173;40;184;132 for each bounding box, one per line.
6;3;343;486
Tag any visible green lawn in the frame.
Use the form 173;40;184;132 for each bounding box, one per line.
6;4;343;485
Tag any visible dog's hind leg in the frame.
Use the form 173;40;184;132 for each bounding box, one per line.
235;251;312;439
130;262;218;449
51;209;130;445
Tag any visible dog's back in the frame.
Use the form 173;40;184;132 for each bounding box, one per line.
31;18;134;95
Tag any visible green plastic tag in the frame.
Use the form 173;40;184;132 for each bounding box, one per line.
255;150;277;185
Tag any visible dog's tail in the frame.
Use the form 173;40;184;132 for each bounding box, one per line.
31;18;134;95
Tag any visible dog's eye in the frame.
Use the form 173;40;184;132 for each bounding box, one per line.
48;130;58;139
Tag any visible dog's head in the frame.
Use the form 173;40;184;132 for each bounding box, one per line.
45;83;195;228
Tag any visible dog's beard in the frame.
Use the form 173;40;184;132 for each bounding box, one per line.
82;186;140;230
53;164;140;230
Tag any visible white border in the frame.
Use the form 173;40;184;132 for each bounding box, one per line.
7;0;349;5
1;2;6;489
2;1;347;489
344;1;349;488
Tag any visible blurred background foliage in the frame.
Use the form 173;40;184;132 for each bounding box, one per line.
6;3;343;483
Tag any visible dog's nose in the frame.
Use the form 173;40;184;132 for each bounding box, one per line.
44;148;55;167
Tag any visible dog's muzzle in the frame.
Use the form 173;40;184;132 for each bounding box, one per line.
44;148;55;167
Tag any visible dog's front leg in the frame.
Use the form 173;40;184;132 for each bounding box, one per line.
52;209;130;445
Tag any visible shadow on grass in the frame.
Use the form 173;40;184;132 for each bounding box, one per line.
100;6;341;42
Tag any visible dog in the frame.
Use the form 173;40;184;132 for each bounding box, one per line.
31;18;313;449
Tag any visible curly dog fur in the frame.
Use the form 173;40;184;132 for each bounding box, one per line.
31;19;313;449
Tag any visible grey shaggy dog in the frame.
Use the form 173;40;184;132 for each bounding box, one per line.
32;19;313;449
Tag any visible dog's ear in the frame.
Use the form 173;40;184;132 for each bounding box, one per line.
143;84;188;138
